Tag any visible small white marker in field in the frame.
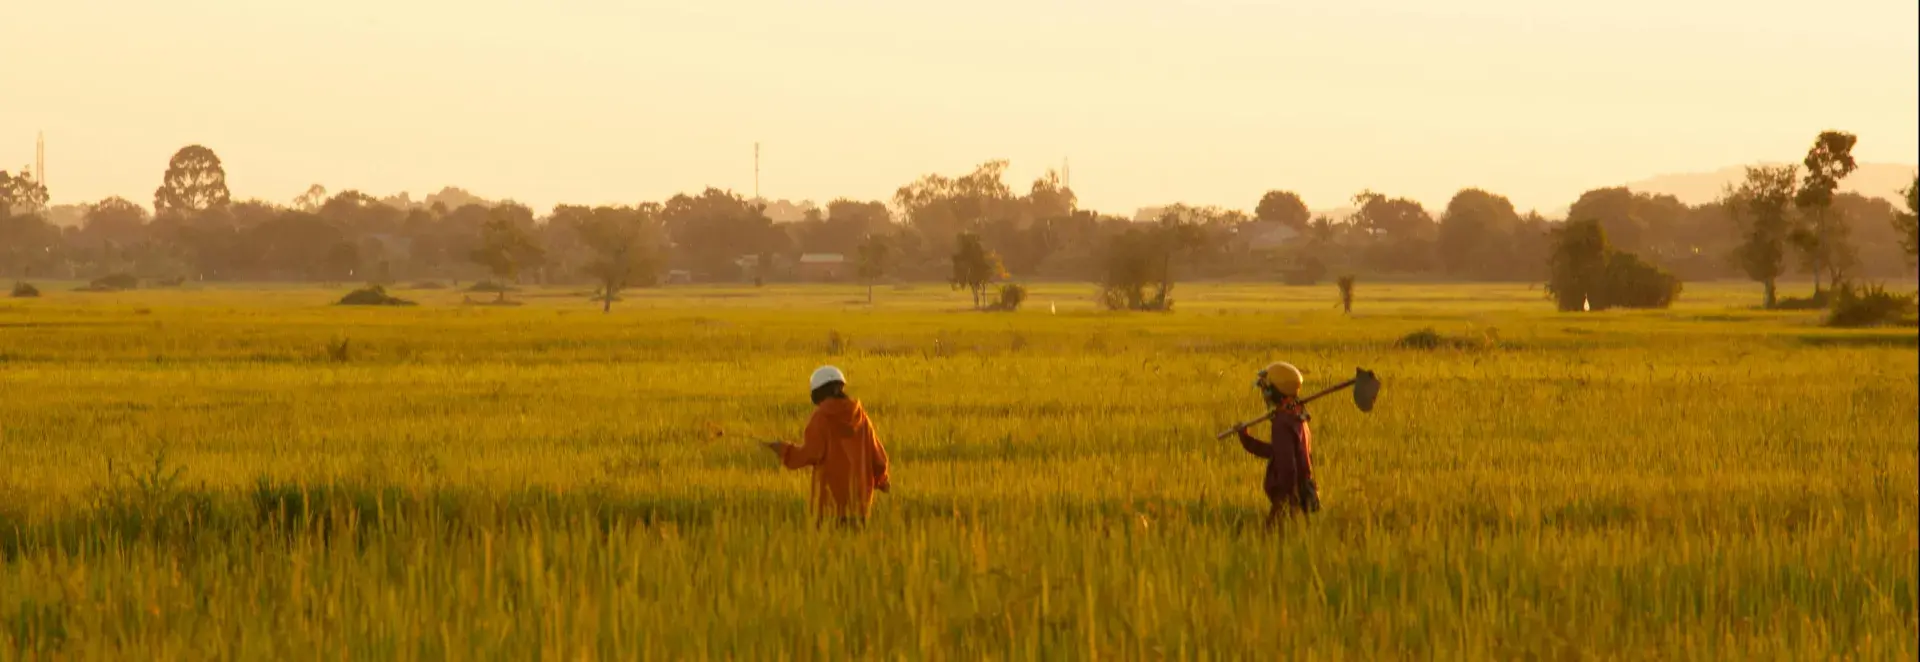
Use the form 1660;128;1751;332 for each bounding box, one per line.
1050;301;1057;314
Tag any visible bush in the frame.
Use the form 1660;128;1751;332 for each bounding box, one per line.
1826;282;1918;328
1595;252;1682;310
10;282;39;298
337;285;416;306
1097;283;1172;312
77;273;138;292
1547;219;1682;312
987;283;1028;312
1395;327;1500;351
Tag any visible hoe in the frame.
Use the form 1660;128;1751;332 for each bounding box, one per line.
1215;367;1381;440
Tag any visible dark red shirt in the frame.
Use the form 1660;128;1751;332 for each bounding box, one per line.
1236;410;1314;508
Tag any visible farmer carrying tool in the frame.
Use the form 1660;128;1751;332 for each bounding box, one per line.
1230;362;1319;528
1221;364;1381;529
764;366;892;526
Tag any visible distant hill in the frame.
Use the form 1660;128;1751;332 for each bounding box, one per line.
1624;162;1916;206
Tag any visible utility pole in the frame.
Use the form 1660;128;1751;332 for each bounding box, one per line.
36;131;45;189
754;142;760;200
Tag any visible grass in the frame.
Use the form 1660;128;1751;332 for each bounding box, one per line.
0;281;1913;659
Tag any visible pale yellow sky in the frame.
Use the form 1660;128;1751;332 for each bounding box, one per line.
4;0;1915;215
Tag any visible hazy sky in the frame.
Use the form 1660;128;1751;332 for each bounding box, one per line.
4;0;1915;216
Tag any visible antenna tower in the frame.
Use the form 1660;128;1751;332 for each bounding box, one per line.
36;131;45;187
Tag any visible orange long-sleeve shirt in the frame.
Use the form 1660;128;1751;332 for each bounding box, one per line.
779;398;891;520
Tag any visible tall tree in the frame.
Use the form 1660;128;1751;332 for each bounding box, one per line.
81;196;150;248
294;184;328;212
1349;191;1436;272
895;160;1015;258
1726;165;1798;309
1565;188;1645;255
572;205;663;313
795;198;890;256
470;208;546;301
1897;174;1919;265
1545;218;1609;311
1254;190;1310;229
855;233;892;304
1792;130;1859;293
1150;207;1212;295
948;232;1006;310
319;190;405;234
0;170;50;217
661;188;777;281
154;145;231;216
1026;170;1077;220
1436;188;1522;279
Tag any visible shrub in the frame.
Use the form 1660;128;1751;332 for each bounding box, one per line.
987;283;1028;312
1336;275;1356;314
1826;282;1918;328
10;282;39;298
1595;252;1683;310
77;273;138;292
337;285;416;306
1395;327;1500;351
1547;220;1682;312
1396;328;1446;350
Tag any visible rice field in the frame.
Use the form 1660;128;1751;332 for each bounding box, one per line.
0;281;1913;660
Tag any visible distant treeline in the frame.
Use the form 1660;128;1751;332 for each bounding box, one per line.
1;140;1915;292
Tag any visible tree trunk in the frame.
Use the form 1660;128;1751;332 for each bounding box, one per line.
1764;279;1777;309
602;280;613;313
1813;210;1824;297
496;288;505;304
867;282;874;305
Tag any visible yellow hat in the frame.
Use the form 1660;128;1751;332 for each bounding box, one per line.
1260;362;1303;397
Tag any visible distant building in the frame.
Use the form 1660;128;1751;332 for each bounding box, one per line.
797;253;846;281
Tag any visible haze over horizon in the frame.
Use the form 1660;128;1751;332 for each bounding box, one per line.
4;0;1916;215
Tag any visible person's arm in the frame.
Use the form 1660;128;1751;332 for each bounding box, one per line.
1235;423;1273;459
866;418;891;492
1294;420;1314;482
778;414;829;469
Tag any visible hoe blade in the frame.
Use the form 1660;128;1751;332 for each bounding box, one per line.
1352;368;1381;412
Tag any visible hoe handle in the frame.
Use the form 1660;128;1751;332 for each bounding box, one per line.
1213;378;1357;440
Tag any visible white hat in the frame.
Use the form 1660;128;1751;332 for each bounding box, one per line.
809;365;847;391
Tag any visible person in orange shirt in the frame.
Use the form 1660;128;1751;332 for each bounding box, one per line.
764;366;892;526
